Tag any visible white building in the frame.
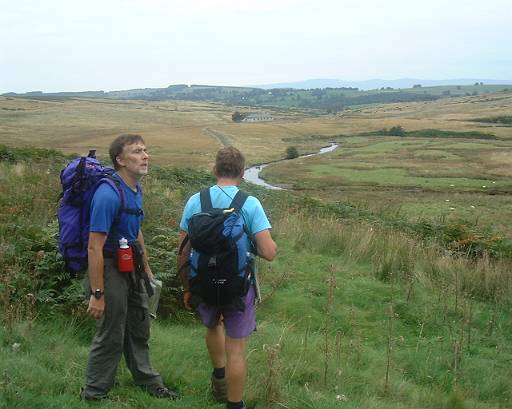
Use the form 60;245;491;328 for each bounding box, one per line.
242;113;273;122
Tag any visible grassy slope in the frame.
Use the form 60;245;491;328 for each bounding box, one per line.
0;236;512;408
1;153;511;409
1;228;511;409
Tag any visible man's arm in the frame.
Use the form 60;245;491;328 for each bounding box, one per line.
87;232;107;319
254;229;277;261
137;230;154;281
177;230;192;309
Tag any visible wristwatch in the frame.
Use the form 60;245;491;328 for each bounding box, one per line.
91;288;104;299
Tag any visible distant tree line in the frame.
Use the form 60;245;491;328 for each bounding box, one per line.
362;126;496;140
292;92;440;111
471;116;512;125
4;84;450;113
102;86;442;112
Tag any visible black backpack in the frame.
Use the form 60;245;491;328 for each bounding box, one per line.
182;189;256;309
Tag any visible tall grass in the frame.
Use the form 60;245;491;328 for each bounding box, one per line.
273;207;512;303
258;209;512;408
0;150;214;325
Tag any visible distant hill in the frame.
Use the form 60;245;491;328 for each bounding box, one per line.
252;78;512;90
2;90;107;97
4;81;512;113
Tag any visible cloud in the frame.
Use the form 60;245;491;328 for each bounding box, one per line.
1;0;511;92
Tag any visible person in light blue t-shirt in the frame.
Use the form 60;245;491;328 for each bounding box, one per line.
178;147;277;409
179;185;271;245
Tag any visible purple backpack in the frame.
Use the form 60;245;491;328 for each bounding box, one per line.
58;150;124;275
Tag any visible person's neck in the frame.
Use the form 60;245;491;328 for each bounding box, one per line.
117;169;139;191
216;177;241;187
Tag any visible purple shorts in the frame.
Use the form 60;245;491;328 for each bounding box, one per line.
196;286;256;339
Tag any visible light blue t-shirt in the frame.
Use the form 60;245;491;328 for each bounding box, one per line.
90;174;143;251
179;186;271;238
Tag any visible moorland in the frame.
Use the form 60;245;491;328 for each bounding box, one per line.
0;87;511;409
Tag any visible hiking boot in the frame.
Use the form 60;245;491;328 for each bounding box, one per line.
226;400;248;409
211;374;228;402
79;387;109;402
144;384;180;399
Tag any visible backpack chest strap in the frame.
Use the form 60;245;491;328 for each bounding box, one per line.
121;207;144;216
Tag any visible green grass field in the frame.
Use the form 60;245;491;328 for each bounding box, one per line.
261;133;512;237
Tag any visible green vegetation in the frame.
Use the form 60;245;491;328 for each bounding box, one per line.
399;83;511;96
261;135;512;246
1;146;511;409
0;86;467;112
309;165;498;191
231;111;247;122
0;147;215;321
286;146;299;159
406;129;496;139
6;83;511;113
362;127;496;140
388;125;405;137
0;144;67;162
470;115;512;125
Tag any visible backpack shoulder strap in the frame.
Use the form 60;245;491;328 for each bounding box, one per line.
230;190;249;211
98;176;127;223
230;190;254;249
199;188;213;211
106;174;144;215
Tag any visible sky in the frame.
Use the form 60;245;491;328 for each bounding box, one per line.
1;0;511;93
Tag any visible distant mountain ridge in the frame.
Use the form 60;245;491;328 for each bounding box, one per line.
251;78;512;90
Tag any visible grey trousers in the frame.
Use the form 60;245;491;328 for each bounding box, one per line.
83;259;163;399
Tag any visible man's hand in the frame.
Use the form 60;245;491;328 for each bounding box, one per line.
137;230;154;281
87;296;105;319
183;291;192;310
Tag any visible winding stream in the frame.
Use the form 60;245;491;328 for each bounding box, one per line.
243;142;338;190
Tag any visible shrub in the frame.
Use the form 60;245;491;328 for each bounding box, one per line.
0;145;67;163
232;111;246;122
286;146;299;159
388;125;405;137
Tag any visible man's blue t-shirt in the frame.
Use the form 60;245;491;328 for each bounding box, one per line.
89;174;143;251
180;186;271;239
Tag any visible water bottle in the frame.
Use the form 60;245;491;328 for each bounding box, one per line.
117;237;133;273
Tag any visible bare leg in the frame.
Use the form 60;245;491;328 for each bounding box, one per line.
225;336;246;402
206;323;226;368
